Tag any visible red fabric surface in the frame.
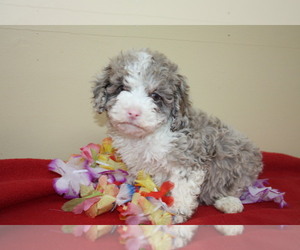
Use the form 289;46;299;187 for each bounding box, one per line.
0;152;299;225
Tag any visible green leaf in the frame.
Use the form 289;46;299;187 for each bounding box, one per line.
62;198;85;212
80;184;95;197
91;148;98;161
61;189;102;212
84;190;103;199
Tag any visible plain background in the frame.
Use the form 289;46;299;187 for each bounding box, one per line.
0;25;299;159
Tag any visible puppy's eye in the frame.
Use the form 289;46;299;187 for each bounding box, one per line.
150;92;162;103
117;85;124;92
115;84;129;94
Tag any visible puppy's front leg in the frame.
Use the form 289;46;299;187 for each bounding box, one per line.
169;168;206;224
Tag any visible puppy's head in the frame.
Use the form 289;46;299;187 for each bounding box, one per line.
93;49;190;138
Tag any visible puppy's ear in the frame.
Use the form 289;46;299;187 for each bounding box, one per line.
171;74;191;131
93;66;111;113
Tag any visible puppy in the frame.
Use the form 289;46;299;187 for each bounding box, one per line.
93;49;263;223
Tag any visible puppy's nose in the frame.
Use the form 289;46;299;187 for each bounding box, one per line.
127;109;141;119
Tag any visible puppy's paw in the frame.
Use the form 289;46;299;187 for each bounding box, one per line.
172;214;188;224
214;196;244;213
170;204;194;224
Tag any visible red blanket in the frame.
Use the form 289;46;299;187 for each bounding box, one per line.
0;152;299;225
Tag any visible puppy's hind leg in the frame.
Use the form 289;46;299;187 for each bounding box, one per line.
214;196;244;213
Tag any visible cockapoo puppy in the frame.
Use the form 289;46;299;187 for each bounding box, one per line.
93;49;263;223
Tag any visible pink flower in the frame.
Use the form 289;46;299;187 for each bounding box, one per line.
80;143;101;163
72;196;101;214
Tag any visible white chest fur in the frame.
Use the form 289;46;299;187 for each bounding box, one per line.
109;124;175;184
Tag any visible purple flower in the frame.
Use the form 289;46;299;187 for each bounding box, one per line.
240;179;287;208
49;156;92;199
86;164;128;184
85;164;108;180
101;169;129;184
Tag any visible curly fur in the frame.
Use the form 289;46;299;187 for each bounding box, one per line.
93;48;263;223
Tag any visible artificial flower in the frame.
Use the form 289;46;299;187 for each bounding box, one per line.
85;164;111;180
80;143;101;164
100;137;114;154
85;175;119;217
119;192;172;225
135;170;158;192
138;194;173;225
100;169;129;185
86;164;128;184
85;195;116;218
240;179;288;208
95;154;127;170
141;181;174;206
116;183;136;206
62;175;120;217
49;156;92;198
119;204;146;225
118;193;150;225
61;185;102;213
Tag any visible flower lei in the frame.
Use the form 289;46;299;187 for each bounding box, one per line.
49;138;174;225
49;138;287;225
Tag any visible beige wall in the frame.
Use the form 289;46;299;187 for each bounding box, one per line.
0;0;299;25
0;26;299;159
